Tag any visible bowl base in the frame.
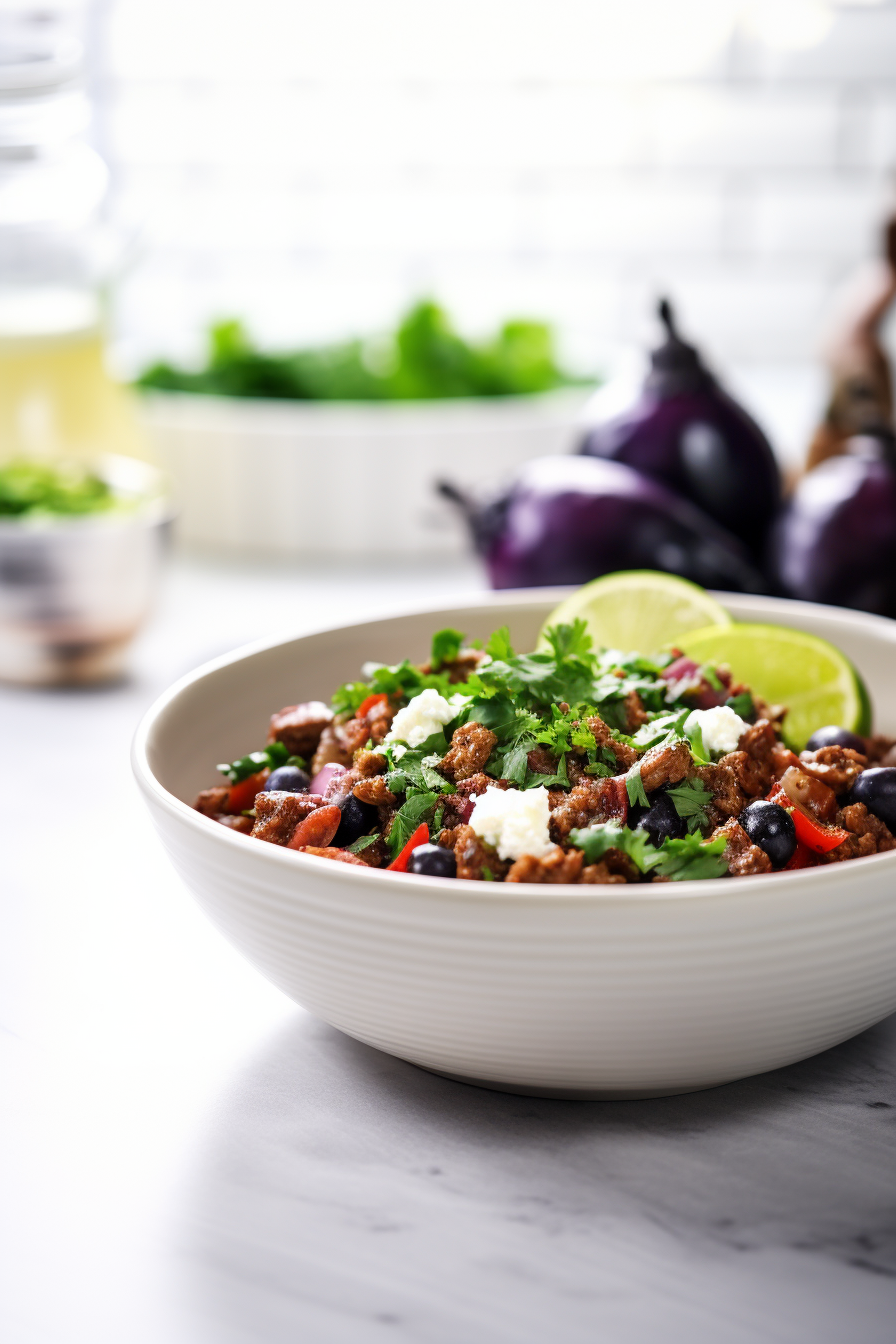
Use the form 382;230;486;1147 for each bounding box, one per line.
420;1064;721;1101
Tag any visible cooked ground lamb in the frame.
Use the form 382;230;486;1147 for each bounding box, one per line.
194;621;896;884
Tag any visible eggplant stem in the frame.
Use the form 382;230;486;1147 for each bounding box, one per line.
658;297;679;340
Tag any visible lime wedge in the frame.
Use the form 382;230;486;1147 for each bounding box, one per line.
677;623;871;750
540;571;732;654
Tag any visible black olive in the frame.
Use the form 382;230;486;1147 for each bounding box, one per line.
635;792;687;846
846;767;896;832
265;764;311;793
333;794;379;847
738;800;796;869
407;843;457;878
805;725;866;754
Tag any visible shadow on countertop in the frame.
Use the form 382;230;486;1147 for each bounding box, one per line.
177;1010;896;1344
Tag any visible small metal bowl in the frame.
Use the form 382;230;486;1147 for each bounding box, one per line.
0;455;170;685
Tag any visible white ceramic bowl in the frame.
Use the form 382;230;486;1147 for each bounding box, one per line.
139;389;588;559
133;591;896;1099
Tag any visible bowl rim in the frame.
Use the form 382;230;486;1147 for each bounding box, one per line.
131;588;896;905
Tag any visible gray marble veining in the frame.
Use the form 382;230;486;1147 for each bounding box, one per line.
183;1012;896;1344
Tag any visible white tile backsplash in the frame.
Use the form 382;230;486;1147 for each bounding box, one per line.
95;0;896;372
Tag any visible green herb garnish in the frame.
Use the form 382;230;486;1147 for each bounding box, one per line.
138;300;587;403
665;778;715;832
217;741;298;783
625;767;650;809
430;627;465;670
346;833;380;853
387;790;439;858
726;692;754;720
0;459;117;518
569;822;727;881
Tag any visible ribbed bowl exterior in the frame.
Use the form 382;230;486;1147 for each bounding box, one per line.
133;591;896;1098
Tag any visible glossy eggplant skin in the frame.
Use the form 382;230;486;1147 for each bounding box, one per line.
771;455;896;617
579;385;780;558
482;456;764;592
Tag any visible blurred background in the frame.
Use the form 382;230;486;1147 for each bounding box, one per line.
2;0;896;676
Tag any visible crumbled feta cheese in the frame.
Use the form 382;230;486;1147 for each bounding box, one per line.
685;705;748;756
469;786;553;862
384;688;457;748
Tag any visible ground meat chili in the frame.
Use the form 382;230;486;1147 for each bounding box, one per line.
193;620;896;883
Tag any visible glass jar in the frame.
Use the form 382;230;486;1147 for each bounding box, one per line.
0;9;150;464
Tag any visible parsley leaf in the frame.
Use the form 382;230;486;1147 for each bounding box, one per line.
684;719;711;765
430;627;465;669
653;833;728;880
665;778;715;832
569;821;660;872
630;709;689;749
544;619;592;661
569;822;728;880
485;625;515;661
346;833;380;853
726;691;754;720
625;767;650;809
495;738;534;786
387;790;439;858
385;732;455;794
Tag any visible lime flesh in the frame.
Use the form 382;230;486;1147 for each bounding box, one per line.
541;570;733;654
677;622;870;750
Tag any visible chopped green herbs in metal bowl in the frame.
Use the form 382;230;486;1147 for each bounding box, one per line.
0;459;119;519
192;621;896;882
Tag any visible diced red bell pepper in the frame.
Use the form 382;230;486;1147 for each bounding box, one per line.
357;692;389;720
767;782;848;854
388;823;431;872
226;769;269;814
782;841;818;871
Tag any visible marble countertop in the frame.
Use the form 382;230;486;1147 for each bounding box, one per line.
2;555;894;1344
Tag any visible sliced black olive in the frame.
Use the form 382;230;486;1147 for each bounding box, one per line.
738;799;796;869
265;764;311;793
635;792;687;846
846;767;896;832
407;843;457;878
333;794;379;847
805;725;866;754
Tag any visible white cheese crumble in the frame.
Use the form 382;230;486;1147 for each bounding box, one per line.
685;705;749;756
384;688;457;748
469;786;553;862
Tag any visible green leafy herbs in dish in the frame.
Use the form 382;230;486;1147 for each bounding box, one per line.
0;459;117;519
137;299;589;402
191;615;896;883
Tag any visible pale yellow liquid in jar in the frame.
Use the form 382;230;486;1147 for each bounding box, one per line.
0;291;153;465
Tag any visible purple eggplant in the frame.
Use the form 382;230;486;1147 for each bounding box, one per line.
439;455;764;591
579;300;780;558
771;440;896;617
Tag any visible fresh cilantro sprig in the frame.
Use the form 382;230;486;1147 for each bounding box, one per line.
665;778;715;833
346;833;380;853
625;766;650;809
430;627;465;670
217;741;305;783
569;821;728;881
331;659;457;717
652;832;728;879
726;691;754;720
569;820;659;872
387;790;439;858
